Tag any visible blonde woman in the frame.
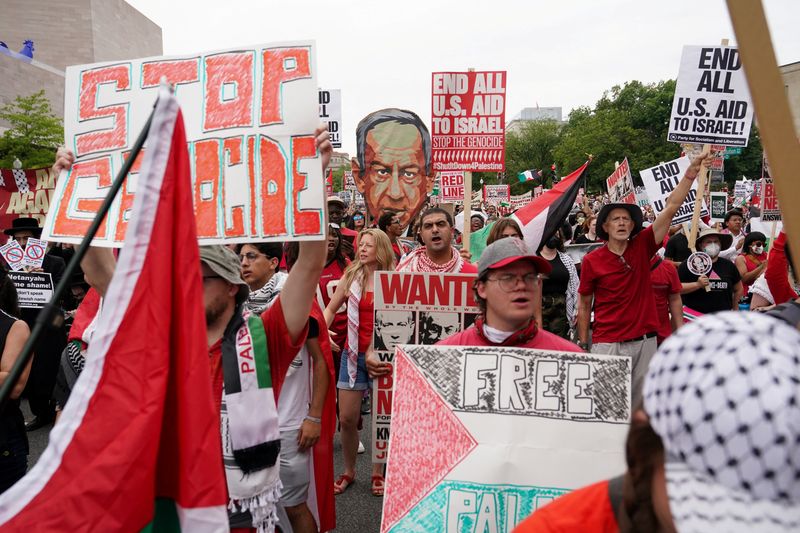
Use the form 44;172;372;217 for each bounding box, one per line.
324;229;394;497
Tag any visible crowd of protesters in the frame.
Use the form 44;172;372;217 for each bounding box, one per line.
0;131;797;533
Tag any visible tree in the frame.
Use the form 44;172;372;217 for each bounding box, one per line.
0;90;63;168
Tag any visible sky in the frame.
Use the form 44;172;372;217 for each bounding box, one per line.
126;0;800;156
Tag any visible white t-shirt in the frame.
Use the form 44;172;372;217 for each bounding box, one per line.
277;347;310;431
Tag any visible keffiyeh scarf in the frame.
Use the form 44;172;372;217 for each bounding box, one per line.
396;246;463;272
343;277;362;387
246;271;288;315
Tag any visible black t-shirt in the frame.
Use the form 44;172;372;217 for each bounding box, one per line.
678;257;741;314
574;234;599;244
664;233;690;263
542;253;569;295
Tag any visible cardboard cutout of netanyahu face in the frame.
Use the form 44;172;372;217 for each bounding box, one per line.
352;109;435;227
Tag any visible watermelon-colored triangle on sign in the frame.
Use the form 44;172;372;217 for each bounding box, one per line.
381;347;477;533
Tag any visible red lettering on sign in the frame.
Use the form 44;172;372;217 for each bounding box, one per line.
376;388;393;416
224;137;247;237
260;47;311;125
115;149;146;241
203;52;254;131
291;136;322;235
408;276;428;306
194;139;222;238
259;136;288;236
76;64;131;157
53;157;112;239
141;58;200;88
380;275;411;304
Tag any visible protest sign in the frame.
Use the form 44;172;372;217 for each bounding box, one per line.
0;167;58;237
318;88;341;148
634;186;650;208
382;345;630;533
606;158;635;204
8;271;53;308
22;237;47;269
371;271;478;463
43;42;326;246
440;171;466;202
482;184;510;207
0;240;25;271
709;192;729;223
510;191;532;210
640;156;707;224
760;155;781;222
668;45;754;146
431;71;506;172
533;185;543;198
563;242;603;265
343;170;356;191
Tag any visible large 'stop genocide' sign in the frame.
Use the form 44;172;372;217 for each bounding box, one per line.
43;41;326;246
431;71;506;172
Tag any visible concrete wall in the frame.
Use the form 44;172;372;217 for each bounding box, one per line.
0;53;65;125
90;0;162;63
780;61;800;136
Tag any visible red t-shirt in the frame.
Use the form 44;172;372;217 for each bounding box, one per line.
208;295;308;411
460;261;478;274
318;259;349;350
356;291;374;353
649;257;681;344
578;226;660;343
513;480;617;533
438;324;582;352
765;232;797;304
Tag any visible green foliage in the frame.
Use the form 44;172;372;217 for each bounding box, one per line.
0;90;63;168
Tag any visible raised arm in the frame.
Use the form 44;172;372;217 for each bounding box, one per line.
279;125;332;341
651;153;712;245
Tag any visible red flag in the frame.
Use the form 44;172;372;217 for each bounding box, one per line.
0;89;228;530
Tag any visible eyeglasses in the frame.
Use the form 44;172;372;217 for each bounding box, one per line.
238;252;266;262
618;255;632;272
353;215;364;221
487;272;539;291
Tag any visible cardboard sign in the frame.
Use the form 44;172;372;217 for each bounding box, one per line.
318;88;341;149
22;237;47;269
0;240;25;271
760;155;781;222
709;192;729;223
8;271;53;308
43;41;325;246
381;345;630;533
510;191;532;210
440;171;466;202
431;71;506;172
0;167;58;236
371;272;479;463
482;184;510;207
639;156;708;225
668;46;754;146
606;158;635;204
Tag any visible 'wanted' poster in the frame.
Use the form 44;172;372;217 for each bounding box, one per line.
372;271;478;463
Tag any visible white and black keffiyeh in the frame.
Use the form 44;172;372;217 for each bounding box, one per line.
644;311;800;532
246;272;287;315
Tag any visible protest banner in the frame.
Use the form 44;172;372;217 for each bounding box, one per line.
371;271;478;463
709;191;729;223
42;41;326;246
668;45;754;146
634;185;650;208
8;271;53;308
640;156;707;225
431;71;506;172
22;237;47;269
0;166;58;238
318;88;341;148
510;191;532;210
482;184;510;207
440;171;466;202
760;155;781;222
0;240;25;271
381;345;630;533
605;158;635;204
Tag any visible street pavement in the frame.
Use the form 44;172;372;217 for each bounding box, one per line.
23;398;384;532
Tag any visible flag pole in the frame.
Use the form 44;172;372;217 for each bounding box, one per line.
0;103;158;410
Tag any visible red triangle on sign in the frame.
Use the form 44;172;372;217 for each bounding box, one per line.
381;347;477;532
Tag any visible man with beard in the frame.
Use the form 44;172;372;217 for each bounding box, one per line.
396;208;476;274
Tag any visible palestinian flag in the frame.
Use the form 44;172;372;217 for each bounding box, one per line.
512;161;590;252
517;169;541;183
0;88;228;530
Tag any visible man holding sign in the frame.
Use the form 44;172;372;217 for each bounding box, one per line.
577;153;712;406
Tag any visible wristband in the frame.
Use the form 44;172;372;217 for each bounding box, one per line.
304;415;321;424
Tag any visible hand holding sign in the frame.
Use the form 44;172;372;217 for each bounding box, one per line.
0;240;25;271
23;237;47;270
687;251;713;292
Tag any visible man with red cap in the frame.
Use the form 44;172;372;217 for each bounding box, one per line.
577;153;711;406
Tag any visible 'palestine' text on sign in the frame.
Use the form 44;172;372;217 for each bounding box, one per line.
43;41;326;246
668;46;753;146
431;71;506;172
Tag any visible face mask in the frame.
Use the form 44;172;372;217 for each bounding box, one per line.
703;243;721;258
751;245;764;255
546;236;562;249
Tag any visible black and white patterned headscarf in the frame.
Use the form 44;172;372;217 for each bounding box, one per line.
644;311;800;532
